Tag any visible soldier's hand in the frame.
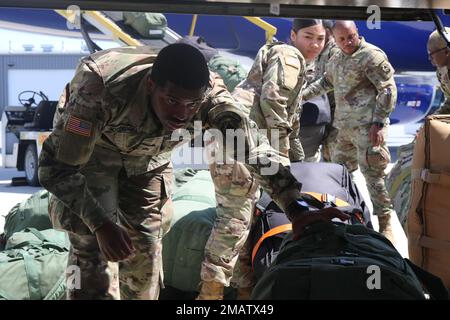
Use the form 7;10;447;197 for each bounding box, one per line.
369;124;384;146
95;221;135;262
291;207;350;241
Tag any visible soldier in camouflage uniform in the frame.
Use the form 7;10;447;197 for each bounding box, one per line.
291;20;326;162
198;19;322;300
315;20;341;161
303;21;397;242
428;28;450;115
232;22;312;163
38;43;348;300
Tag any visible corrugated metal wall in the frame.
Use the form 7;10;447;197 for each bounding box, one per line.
0;54;84;114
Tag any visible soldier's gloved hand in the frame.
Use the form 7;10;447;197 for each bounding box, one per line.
286;201;350;241
369;123;384;146
95;221;135;262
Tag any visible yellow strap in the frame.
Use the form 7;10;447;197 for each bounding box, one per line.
251;224;292;268
303;191;350;207
251;192;350;268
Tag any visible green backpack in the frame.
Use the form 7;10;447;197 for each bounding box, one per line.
162;170;216;293
3;190;52;242
123;12;167;39
208;54;248;92
161;170;238;299
0;228;69;300
252;223;446;300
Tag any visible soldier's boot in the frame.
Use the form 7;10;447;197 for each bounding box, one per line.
378;213;394;244
236;286;253;300
196;281;224;300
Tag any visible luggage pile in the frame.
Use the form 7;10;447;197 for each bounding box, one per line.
0;191;69;300
252;222;447;299
2;158;448;300
408;115;450;290
251;162;372;280
177;35;248;92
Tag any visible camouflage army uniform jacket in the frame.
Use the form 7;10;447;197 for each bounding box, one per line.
305;60;316;84
436;66;450;114
38;46;303;233
314;39;340;80
232;42;306;161
303;38;397;129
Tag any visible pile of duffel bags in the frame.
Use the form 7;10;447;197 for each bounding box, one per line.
162;162;448;300
1;159;448;299
250;162;372;281
0;190;69;300
408;115;450;291
385;115;450;292
248;162;445;299
177;35;248;92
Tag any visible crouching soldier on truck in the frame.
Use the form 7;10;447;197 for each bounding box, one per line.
38;43;349;300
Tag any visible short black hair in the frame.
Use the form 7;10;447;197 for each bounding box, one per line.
151;43;210;90
292;18;322;33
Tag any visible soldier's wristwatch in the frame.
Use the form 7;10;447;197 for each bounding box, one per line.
285;199;310;221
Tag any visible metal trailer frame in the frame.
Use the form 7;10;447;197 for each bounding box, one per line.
0;1;448;20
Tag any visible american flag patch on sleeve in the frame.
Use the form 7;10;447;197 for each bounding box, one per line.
65;115;92;137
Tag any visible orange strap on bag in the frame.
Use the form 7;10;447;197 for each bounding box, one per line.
251;224;292;268
303;191;350;207
251;192;350;267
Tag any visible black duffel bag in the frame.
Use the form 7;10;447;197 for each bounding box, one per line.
251;162;372;280
252;222;449;300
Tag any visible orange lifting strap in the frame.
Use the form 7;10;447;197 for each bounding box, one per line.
251;192;350;267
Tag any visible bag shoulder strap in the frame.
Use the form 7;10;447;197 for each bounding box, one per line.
22;252;43;300
44;273;67;300
251;224;292;268
256;191;350;213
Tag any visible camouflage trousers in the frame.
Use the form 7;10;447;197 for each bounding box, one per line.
332;124;393;216
321;126;339;162
201;156;259;287
50;146;173;300
289;114;305;162
200;123;293;287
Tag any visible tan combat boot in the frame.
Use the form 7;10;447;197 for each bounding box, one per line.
196;281;224;300
378;213;394;244
236;287;253;300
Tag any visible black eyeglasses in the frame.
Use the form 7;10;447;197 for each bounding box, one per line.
428;47;448;57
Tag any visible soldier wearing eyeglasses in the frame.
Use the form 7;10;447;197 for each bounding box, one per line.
428;28;450;115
